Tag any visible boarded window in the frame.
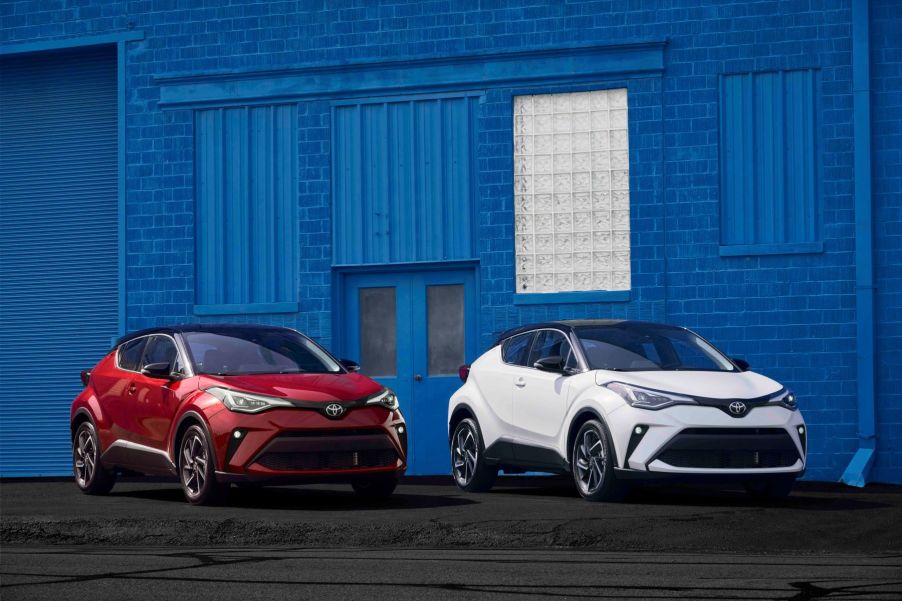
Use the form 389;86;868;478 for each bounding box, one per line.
719;70;819;252
194;105;298;314
332;94;479;265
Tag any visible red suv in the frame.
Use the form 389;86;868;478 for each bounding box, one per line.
70;324;407;504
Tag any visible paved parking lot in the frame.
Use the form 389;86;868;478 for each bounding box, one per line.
3;547;901;601
2;476;901;553
3;477;901;600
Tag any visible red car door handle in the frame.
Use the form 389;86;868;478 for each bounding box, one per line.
128;384;137;395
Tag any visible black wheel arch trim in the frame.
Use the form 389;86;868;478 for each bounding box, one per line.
172;410;219;472
568;408;625;468
71;408;96;437
448;403;477;445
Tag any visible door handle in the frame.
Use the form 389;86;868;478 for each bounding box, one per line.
128;384;137;395
414;374;423;382
514;377;526;388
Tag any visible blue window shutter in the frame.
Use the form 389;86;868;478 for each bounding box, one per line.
332;94;479;265
720;70;819;251
0;46;119;476
194;105;298;314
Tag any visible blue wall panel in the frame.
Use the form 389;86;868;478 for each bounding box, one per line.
0;45;119;476
333;94;479;265
720;69;819;249
1;0;899;482
194;104;298;314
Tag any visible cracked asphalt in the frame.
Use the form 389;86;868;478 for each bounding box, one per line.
2;477;901;599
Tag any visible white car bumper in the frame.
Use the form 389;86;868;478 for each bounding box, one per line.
605;404;806;477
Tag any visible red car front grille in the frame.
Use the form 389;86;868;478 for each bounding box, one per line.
251;430;399;471
256;448;398;471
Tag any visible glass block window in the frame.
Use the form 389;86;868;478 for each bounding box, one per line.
514;89;630;294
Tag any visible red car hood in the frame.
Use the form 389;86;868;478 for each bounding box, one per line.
199;372;383;403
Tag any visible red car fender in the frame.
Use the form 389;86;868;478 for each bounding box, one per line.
167;386;226;467
70;388;112;449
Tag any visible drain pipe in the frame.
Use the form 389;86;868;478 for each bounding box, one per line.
841;0;877;487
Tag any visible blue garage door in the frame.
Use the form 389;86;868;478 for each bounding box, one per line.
0;46;119;476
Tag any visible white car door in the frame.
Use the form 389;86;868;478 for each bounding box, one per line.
512;329;575;448
473;332;536;435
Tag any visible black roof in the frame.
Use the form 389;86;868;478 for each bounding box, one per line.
114;323;295;347
493;320;684;346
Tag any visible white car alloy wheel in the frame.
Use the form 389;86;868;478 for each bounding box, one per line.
453;423;478;486
574;424;606;495
450;418;497;492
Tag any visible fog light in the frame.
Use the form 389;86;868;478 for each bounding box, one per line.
634;426;644;435
233;430;242;439
798;426;805;435
398;425;405;434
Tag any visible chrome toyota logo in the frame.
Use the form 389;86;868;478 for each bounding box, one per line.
324;403;345;418
728;401;747;416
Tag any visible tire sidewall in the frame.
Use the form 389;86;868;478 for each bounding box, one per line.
73;421;99;491
571;418;619;501
451;417;495;492
179;424;218;504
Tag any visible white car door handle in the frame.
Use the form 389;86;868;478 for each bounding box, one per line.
514;377;526;388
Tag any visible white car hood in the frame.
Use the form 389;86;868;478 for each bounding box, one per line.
594;369;783;400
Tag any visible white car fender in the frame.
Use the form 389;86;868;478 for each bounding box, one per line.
448;349;509;450
559;375;630;463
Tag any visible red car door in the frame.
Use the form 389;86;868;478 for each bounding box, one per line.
131;335;184;451
92;337;147;446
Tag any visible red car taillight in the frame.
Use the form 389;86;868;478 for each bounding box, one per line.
80;370;91;387
458;364;470;382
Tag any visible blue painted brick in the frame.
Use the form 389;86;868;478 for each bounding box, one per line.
2;0;900;482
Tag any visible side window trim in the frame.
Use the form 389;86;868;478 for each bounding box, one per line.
116;333;193;377
116;338;147;373
501;331;536;367
509;328;586;373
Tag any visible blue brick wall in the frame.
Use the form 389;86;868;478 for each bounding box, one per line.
871;0;902;484
2;0;899;482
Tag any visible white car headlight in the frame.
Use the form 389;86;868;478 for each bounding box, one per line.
605;382;698;410
767;389;798;411
205;386;295;414
366;388;399;411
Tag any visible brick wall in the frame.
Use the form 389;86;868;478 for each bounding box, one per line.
871;0;901;484
2;0;899;482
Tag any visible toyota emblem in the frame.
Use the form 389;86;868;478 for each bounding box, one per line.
325;403;345;419
728;401;747;416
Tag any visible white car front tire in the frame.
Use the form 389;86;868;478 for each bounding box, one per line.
571;419;628;502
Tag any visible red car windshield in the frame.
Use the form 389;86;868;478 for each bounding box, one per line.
183;330;342;376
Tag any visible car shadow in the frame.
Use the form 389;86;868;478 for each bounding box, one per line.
110;484;478;511
488;476;891;510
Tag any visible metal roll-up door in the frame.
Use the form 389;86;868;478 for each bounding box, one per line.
0;45;119;476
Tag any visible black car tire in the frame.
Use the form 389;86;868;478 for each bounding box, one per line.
451;417;497;493
73;421;116;495
179;424;229;505
571;419;628;502
744;476;795;501
351;473;400;497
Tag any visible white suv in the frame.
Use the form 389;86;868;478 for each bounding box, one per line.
448;320;807;501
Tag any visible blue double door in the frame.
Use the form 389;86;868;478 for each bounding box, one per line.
342;268;478;475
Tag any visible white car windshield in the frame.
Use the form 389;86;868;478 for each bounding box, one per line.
574;324;736;372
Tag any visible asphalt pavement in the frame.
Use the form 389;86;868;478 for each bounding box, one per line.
2;547;901;600
2;477;901;599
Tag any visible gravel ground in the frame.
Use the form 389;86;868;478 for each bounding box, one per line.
2;476;901;553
